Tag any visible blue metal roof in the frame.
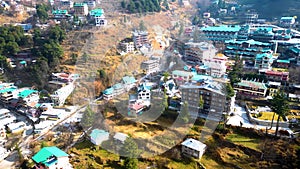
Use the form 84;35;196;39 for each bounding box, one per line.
201;25;241;32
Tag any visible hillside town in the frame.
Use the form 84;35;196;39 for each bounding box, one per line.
0;0;299;168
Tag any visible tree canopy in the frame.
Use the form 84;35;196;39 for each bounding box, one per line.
121;0;163;14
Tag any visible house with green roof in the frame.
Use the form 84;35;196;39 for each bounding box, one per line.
90;129;109;145
32;146;72;169
122;76;137;91
234;80;267;99
89;8;107;26
254;53;274;70
17;89;39;106
103;83;125;100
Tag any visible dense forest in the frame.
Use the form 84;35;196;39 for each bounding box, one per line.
121;0;170;13
0;24;66;88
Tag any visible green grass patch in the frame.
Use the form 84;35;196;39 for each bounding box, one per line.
225;133;261;151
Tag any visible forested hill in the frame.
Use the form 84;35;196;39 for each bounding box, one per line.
121;0;170;14
240;0;300;19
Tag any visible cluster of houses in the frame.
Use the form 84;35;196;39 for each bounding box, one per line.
50;0;107;26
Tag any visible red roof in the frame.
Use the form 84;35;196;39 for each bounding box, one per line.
130;103;144;111
265;70;289;76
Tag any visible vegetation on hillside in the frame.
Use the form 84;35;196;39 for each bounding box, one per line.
121;0;166;13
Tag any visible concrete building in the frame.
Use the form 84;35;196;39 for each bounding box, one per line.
141;59;160;74
250;27;274;42
90;129;109;146
122;76;137;91
180;81;226;119
263;70;289;82
103;83;125;100
267;81;281;98
119;41;135;53
254;53;274;70
201;25;241;42
184;41;217;63
181;138;207;159
234;80;267;98
32;146;72;169
224;39;273;59
89;8;107;26
73;3;88;16
132;30;149;48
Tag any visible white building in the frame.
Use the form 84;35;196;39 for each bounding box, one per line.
90;129;109;146
141;59;160;74
181;138;207;159
7;121;26;133
138;83;151;101
120;42;135;53
202;54;228;78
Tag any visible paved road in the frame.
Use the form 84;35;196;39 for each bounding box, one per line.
226;104;292;133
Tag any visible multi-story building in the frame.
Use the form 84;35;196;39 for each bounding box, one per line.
141;59;160;74
180;81;226;119
103;83;125;100
132;30;149;49
32;146;73;169
274;59;290;68
202;54;228;78
73;3;88;16
18;89;39;106
184;41;217;63
267;81;281;97
137;83;151;101
172;70;194;85
59;0;74;9
224;39;273;58
181;138;207;159
120;41;135;53
200;25;241;42
254;53;274;70
263;70;289;82
234;80;267;98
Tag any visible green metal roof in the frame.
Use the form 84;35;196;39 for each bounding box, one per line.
122;76;137;85
18;89;38;98
0;87;17;94
32;146;69;166
256;53;272;60
172;70;193;77
90;129;109;140
90;8;104;16
276;59;290;64
113;83;123;90
103;87;113;95
236;80;267;90
201;25;241;32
